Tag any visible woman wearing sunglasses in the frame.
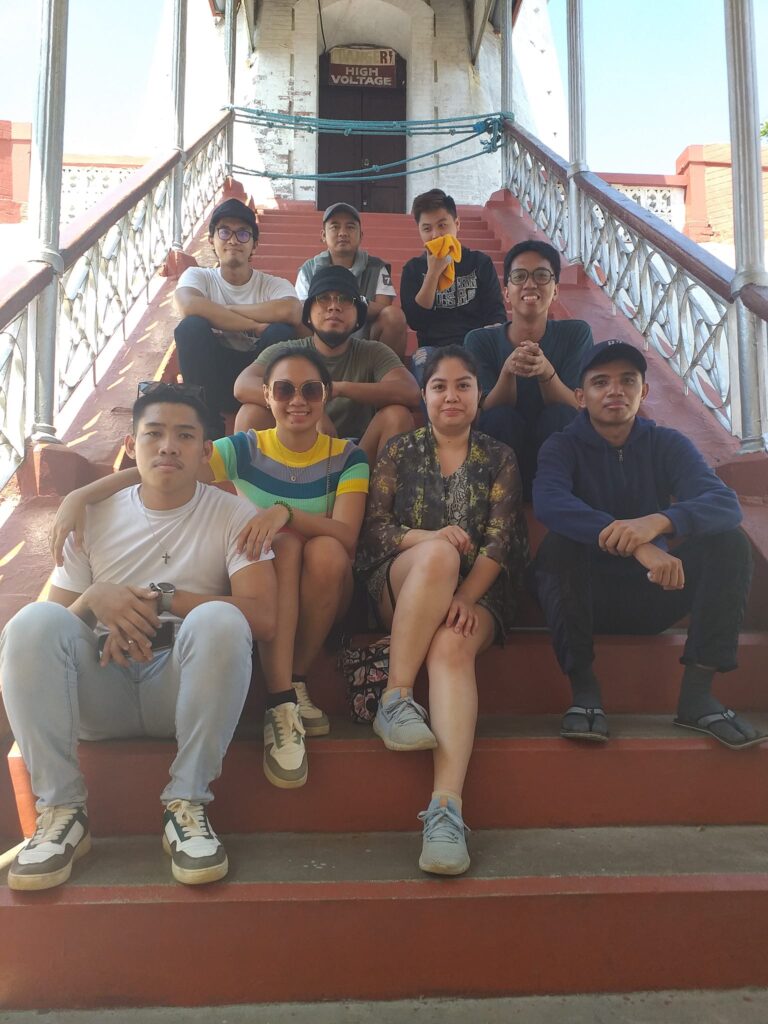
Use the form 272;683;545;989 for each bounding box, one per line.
356;346;529;876
51;356;368;791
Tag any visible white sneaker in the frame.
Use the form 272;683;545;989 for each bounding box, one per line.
263;702;308;788
162;800;228;885
7;806;91;891
293;680;330;736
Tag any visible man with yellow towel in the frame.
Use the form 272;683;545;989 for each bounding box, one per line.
400;188;506;382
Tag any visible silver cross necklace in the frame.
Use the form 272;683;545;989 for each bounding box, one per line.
138;486;202;565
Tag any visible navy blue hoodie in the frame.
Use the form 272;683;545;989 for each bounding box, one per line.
533;411;742;551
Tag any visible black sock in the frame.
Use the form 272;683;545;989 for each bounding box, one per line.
568;666;603;708
266;688;297;709
677;664;721;719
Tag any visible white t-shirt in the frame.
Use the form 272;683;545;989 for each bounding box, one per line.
52;483;274;631
177;266;298;351
295;263;395;301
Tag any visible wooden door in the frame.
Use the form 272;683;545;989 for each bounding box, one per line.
318;52;406;214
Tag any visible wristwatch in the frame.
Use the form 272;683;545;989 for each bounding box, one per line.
150;582;176;614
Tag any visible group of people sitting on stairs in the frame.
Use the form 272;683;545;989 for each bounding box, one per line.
0;187;761;894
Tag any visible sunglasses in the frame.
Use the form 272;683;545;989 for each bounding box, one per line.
507;268;556;286
313;292;356;309
137;381;206;402
215;225;254;243
267;379;327;403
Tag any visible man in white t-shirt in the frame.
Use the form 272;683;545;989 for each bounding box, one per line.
295;203;408;360
0;383;277;892
174;198;303;437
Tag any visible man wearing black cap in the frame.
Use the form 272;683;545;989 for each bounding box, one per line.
533;339;762;749
233;266;419;464
174;198;303;437
295;204;408;359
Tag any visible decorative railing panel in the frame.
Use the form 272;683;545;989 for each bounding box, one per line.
0;114;231;490
182;115;229;242
0;309;31;485
506;126;569;253
58;176;171;409
578;187;732;429
609;184;685;231
60;165;142;225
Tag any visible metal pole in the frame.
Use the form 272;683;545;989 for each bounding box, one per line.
28;0;69;441
500;0;513;188
170;0;187;250
224;0;237;174
566;0;587;265
723;0;767;448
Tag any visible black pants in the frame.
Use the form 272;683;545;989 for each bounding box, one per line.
174;316;296;434
534;529;752;676
479;402;577;497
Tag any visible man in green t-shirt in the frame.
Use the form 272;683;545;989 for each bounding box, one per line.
234;266;419;464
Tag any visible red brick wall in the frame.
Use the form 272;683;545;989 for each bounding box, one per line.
0;120;32;223
677;143;768;243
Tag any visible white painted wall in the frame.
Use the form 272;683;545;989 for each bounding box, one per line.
238;0;512;210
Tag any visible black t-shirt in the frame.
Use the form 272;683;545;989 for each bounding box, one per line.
400;246;507;348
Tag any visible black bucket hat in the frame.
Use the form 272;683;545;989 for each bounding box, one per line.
209;198;259;241
302;266;368;331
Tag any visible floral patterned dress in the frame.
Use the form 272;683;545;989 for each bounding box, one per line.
356;426;530;637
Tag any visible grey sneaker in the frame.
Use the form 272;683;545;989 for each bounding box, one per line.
293;680;330;736
418;796;471;876
7;806;91;892
372;688;437;751
162;800;228;885
263;702;308;788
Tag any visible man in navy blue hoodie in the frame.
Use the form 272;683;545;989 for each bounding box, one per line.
533;339;762;748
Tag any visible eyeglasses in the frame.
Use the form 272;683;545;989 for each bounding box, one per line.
507;268;556;286
137;381;206;402
215;225;254;243
267;379;327;403
313;292;356;309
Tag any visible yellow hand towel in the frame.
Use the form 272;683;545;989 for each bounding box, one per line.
425;235;462;292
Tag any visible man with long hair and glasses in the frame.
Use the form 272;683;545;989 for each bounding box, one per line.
233;265;420;465
174;198;303;438
464;240;594;497
1;383;277;891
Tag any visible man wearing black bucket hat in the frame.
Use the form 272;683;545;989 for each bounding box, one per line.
533;339;763;750
174;198;303;438
233;266;419;464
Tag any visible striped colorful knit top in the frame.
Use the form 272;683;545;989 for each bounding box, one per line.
210;428;369;516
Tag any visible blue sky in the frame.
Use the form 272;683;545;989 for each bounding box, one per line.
1;0;766;172
549;0;768;173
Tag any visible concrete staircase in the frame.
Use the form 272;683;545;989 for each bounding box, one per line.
2;196;768;1011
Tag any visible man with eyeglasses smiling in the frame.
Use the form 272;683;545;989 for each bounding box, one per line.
234;266;419;465
465;240;594;496
174;198;303;439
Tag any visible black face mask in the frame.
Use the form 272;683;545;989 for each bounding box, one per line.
314;327;351;349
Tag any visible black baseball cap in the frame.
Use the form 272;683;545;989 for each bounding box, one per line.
209;198;259;239
322;203;361;224
578;340;648;383
302;265;368;330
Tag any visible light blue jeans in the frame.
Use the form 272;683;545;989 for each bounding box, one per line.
0;601;253;811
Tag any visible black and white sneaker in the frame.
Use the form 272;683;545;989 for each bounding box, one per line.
162;799;228;885
7;806;91;892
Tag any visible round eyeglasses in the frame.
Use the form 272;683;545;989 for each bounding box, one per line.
215;226;254;243
507;267;556;286
313;292;356;309
268;380;327;403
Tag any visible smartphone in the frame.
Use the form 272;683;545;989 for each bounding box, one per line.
97;620;175;658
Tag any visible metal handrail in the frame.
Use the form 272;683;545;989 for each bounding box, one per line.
0;112;231;490
503;120;768;444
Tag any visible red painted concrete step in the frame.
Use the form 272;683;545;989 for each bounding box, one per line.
9;715;768;838
2;826;768;1009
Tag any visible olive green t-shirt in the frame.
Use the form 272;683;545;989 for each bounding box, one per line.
254;337;401;439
